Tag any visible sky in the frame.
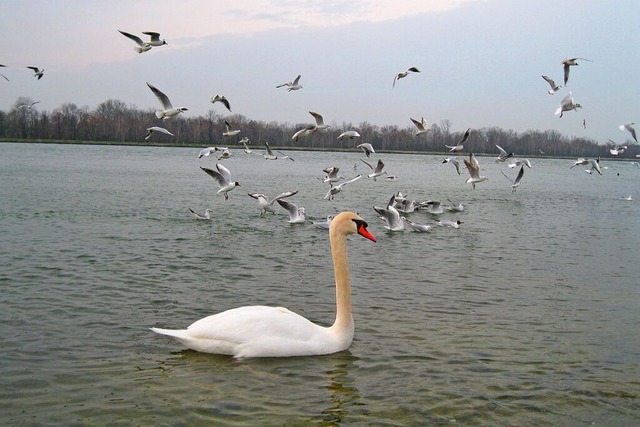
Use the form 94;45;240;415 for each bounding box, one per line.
1;0;639;145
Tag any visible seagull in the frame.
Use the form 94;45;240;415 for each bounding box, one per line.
0;64;8;82
142;31;168;47
447;199;465;212
198;146;223;158
392;66;420;88
200;164;241;200
217;148;232;160
264;142;294;161
464;152;487;189
144;126;174;140
436;219;463;229
361;158;387;181
26;66;44;80
419;200;445;215
495;144;514;162
562;57;593;86
403;218;432;233
324;174;362;200
587;157;602;175
570;158;589;169
223;120;241;137
442;157;461;175
508;158;532;169
240;137;252;154
189;208;212;220
309;111;331;131
608;142;626;156
337;130;361;140
312;215;334;229
248;191;298;216
619;122;637;142
501;165;525;192
18;101;40;109
410;117;429;136
291;125;316;142
541;75;561;94
146;82;188;120
211;95;231;112
276;74;302;91
357;143;375;158
118;30;152;53
277;199;307;224
374;195;405;231
622;195;633;201
555;92;581;118
322;166;344;184
445;128;470;152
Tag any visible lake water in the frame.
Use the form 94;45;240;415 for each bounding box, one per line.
1;142;639;425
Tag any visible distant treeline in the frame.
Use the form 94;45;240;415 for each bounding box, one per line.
1;96;637;159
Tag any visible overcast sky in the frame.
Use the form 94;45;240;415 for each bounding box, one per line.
1;0;638;144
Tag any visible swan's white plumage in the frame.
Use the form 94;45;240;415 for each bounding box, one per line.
151;211;376;358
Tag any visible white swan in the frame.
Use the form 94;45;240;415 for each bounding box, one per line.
150;211;377;358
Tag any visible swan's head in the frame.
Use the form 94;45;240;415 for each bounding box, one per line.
331;212;377;242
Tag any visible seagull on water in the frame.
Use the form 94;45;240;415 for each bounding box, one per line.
443;157;461;175
357;143;375;158
445;128;471;152
541;75;561;94
392;66;420;88
555;92;581;118
403;218;432;233
410;117;429;136
248;191;298;216
495;144;514;162
200;164;241;200
142;31;168;47
146;82;188;120
324;174;362;200
374;195;405;231
337;130;361;140
501;165;525;192
118;30;152;53
619;122;637;143
562;57;593;86
361;158;387;181
464;152;488;189
312;215;334;229
276;74;302;91
189;208;212;220
145;126;174;140
436;219;463;229
277;199;307;224
26;66;44;80
211;95;231;112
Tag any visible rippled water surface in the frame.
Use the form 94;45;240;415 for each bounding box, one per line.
1;142;639;425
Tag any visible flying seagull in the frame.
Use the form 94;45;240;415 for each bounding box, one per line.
26;66;44;80
223;120;241;137
146;82;188;120
562;57;593;86
337;130;361;140
142;31;168;47
464;152;488;189
144;126;174;140
555;92;581;118
619;122;637;143
248;191;298;216
118;30;152;53
500;165;525;192
276;74;302;91
445;128;471;152
410;117;429;136
541;75;561;94
324;174;362;201
211;95;231;112
392;66;420;88
356;143;375;158
200;164;241;200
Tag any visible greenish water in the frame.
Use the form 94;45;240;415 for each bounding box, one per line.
1;142;638;425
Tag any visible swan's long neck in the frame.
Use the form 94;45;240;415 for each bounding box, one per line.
329;228;353;332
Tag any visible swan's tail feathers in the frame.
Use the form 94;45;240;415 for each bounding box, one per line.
150;327;189;340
